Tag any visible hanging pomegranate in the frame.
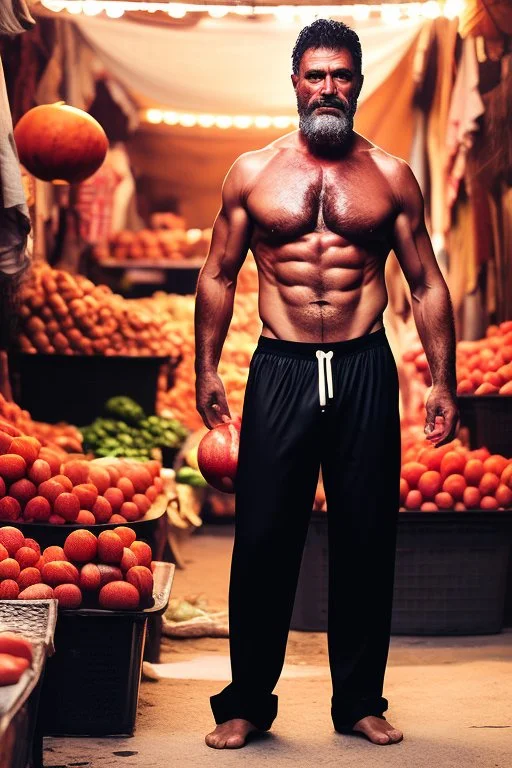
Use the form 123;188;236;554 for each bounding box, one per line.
197;416;241;494
14;103;108;184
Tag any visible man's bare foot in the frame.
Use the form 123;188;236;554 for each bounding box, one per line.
352;715;403;745
205;718;258;749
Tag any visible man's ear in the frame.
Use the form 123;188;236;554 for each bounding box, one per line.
291;73;298;90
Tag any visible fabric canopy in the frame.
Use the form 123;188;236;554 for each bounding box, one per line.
73;14;423;114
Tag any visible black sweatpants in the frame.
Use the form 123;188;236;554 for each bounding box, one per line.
210;327;401;732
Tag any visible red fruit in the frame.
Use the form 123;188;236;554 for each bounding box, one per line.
99;581;139;610
0;527;24;556
125;466;153;494
435;492;454;509
417;471;442;500
0;431;12;454
440;451;466;480
9;479;37;506
38;449;61;475
79;563;101;591
97;564;123;587
0;558;20;580
17;567;42;591
64;530;98;563
0;421;21;437
54;583;82;609
38;479;66;505
53;492;80;522
109;514;127;524
23;538;41;556
153;476;163;494
28;459;52;485
105;465;121;486
0;477;4;497
470;448;491;462
97;531;124;564
501;464;512;488
126;565;153;605
0;496;21;521
463;486;482;509
0;579;19;599
146;460;161;479
420;502;438;512
475;382;499;395
457;379;474;395
41;545;68;565
0;454;26;483
499;381;512;395
454;502;466;511
197;418;240;493
495;484;512;508
88;466;110;495
464;459;485;487
146;485;157;503
61;460;90;485
0;544;8;561
483;455;509;477
49;514;66;525
9;436;40;466
130;540;152;568
41;560;79;586
76;509;96;525
132;494;151;515
19;584;53;600
442;474;466;501
0;654;29;684
51;474;73;492
479;472;500;497
103;487;124;512
120;501;140;522
116;477;134;500
113;526;136;548
15;547;39;569
92;496;112;523
24;496;51;522
480;496;499;510
72;483;98;510
120;547;138;573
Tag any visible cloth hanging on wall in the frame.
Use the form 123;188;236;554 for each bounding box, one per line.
71;14;424;115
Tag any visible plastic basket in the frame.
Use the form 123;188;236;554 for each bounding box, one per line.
39;561;174;736
0;600;57;768
8;353;173;425
458;395;512;457
290;512;512;635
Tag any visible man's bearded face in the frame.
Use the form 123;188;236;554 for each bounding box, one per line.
297;90;357;150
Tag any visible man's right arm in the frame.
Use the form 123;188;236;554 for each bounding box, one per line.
194;158;253;429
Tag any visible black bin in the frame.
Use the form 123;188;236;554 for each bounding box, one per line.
9;353;171;425
458;395;512;457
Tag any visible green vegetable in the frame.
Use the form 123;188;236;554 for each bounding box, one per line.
176;466;208;487
104;396;146;425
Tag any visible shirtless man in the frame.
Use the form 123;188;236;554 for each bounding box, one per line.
195;19;458;750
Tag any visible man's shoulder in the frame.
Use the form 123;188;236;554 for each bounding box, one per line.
354;133;410;179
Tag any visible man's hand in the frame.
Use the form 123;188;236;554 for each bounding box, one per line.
196;370;231;429
424;386;459;447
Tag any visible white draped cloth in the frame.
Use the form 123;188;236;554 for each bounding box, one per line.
73;14;423;114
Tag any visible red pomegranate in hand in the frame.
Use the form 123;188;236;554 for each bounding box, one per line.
14;102;108;184
197;416;241;494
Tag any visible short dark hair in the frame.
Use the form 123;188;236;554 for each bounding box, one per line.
292;19;362;76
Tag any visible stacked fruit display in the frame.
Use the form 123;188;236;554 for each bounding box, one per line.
93;226;212;263
399;439;512;511
81;396;189;461
0;632;32;686
0;525;154;610
0;393;83;454
0;421;163;525
404;320;512;395
17;265;181;358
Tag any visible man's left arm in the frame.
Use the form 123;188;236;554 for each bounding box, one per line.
391;160;459;446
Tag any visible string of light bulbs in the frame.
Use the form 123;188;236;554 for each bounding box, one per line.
143;109;300;128
41;1;465;22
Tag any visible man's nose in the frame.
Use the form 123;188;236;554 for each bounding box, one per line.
321;74;336;95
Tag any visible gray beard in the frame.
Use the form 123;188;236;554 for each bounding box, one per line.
299;110;354;151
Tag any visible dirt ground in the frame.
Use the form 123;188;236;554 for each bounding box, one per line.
45;524;512;768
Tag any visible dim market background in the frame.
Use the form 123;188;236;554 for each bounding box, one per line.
0;1;511;766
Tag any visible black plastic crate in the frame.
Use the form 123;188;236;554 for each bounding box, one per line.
458;395;512;457
0;600;57;768
39;561;174;736
8;353;173;425
291;512;512;635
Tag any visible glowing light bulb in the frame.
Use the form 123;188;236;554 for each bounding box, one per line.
105;2;124;17
82;0;102;15
146;109;163;124
405;2;423;18
421;0;441;18
179;113;197;127
352;5;370;21
163;111;179;125
443;0;464;19
381;5;401;24
168;3;187;18
215;116;233;129
254;116;272;129
208;5;229;18
198;114;216;127
273;116;292;129
66;2;84;15
233;116;253;129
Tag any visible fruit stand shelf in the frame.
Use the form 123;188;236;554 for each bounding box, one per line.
96;258;205;270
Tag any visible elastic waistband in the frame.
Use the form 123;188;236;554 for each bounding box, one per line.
255;327;388;359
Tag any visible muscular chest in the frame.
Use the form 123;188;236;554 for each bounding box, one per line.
247;156;394;243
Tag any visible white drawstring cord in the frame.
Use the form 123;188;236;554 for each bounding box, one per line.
316;350;334;407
